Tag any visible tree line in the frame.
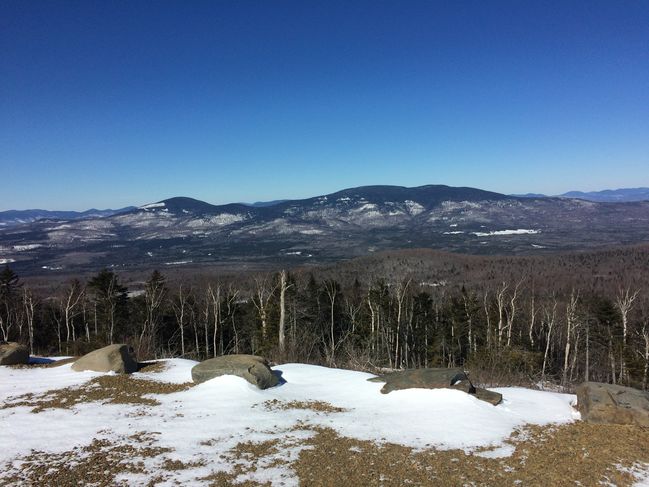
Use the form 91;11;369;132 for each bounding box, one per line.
1;263;648;389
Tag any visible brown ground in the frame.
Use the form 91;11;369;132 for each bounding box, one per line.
2;378;649;486
1;375;192;412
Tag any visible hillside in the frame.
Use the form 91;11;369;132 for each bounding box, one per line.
2;184;649;275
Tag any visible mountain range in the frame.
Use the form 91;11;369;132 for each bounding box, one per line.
2;184;649;275
513;187;649;202
0;207;134;228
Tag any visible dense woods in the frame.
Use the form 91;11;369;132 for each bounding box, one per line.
3;246;649;390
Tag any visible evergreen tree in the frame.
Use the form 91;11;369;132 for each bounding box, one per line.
87;269;128;344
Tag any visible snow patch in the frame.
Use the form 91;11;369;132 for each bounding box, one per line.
404;200;424;216
139;202;166;210
12;244;42;251
473;229;540;237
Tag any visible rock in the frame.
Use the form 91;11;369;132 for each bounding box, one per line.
368;367;503;406
191;354;279;389
0;342;29;365
576;381;649;426
71;344;138;374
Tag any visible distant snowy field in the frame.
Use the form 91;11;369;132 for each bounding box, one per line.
1;358;641;486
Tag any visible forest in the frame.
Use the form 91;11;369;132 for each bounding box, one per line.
2;245;649;391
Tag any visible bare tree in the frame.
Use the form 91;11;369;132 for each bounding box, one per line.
207;283;221;357
562;290;580;385
616;287;639;383
278;270;293;355
483;289;492;348
252;275;277;342
140;271;167;357
505;278;524;347
394;278;411;368
323;279;340;364
62;279;84;347
495;282;508;347
528;286;538;347
225;285;240;354
542;295;558;380
22;288;36;354
172;284;190;356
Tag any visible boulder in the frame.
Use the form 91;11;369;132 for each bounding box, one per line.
191;354;279;389
0;342;29;365
576;381;649;426
368;367;502;406
71;344;138;374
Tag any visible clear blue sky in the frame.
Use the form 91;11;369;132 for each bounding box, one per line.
1;1;648;210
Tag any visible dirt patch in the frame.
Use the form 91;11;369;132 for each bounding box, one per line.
2;421;648;485
1;375;193;412
137;361;169;373
200;470;272;487
199;439;282;487
0;433;170;487
293;422;649;486
259;399;348;413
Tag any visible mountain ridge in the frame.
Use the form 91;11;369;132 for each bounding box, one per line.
2;183;649;275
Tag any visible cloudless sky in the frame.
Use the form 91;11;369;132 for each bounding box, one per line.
1;0;648;210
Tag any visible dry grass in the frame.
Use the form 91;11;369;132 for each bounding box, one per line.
259;399;348;413
0;433;170;487
1;375;192;412
2;421;648;485
292;423;649;486
137;360;169;373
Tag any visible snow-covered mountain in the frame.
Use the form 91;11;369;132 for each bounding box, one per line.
0;207;134;228
2;184;649;274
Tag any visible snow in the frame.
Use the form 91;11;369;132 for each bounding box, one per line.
140;202;166;209
0;258;15;264
12;244;42;251
352;203;378;213
187;214;245;227
404;200;424;215
473;229;540;237
0;359;582;485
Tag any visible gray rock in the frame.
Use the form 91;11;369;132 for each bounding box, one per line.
71;344;138;374
576;381;649;426
369;367;502;406
0;342;29;365
191;354;279;389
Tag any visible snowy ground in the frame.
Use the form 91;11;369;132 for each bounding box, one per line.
1;358;647;486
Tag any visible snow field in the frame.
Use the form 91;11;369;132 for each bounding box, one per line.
1;359;580;485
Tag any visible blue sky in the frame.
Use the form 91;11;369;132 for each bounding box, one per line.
1;1;648;210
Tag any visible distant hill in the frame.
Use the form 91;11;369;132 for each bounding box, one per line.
512;188;649;202
560;188;649;202
0;207;134;228
246;200;291;208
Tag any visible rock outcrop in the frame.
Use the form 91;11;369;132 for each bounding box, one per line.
369;368;503;405
71;344;138;374
191;354;279;389
0;342;29;365
576;381;649;426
